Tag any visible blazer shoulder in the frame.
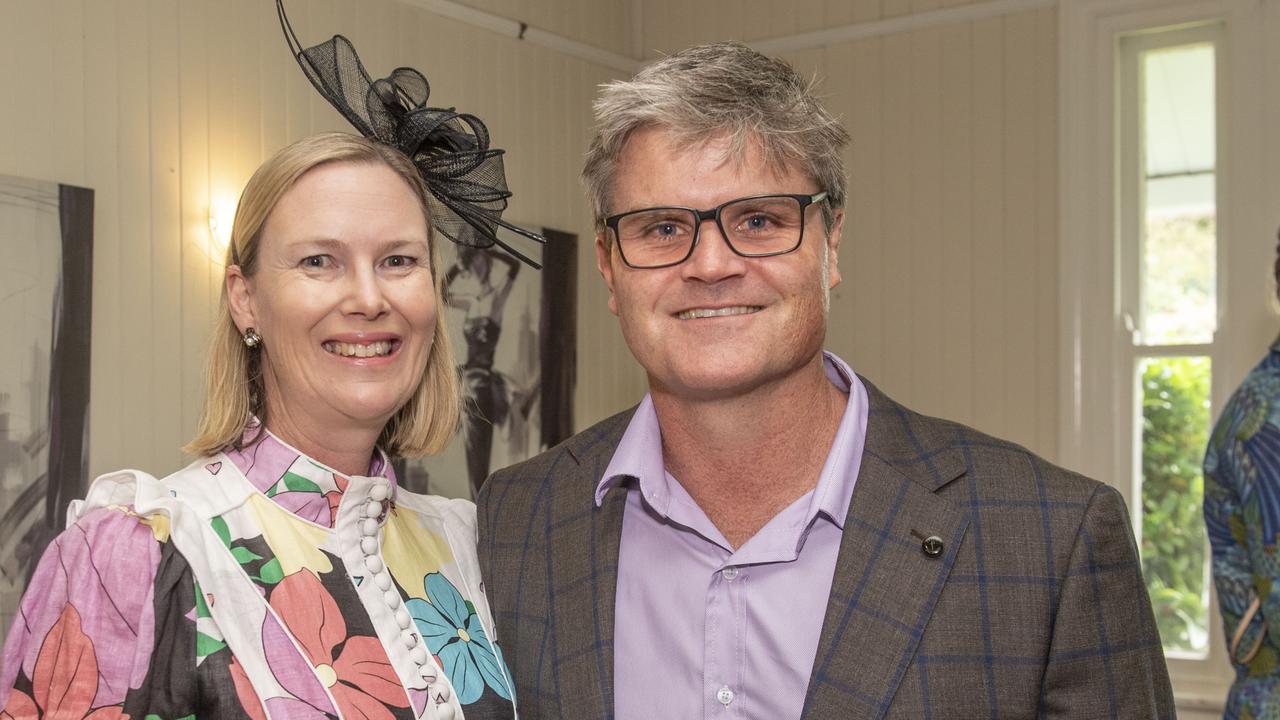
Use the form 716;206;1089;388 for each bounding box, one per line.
863;377;1103;504
480;405;637;500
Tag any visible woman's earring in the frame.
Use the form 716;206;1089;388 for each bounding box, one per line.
243;327;262;349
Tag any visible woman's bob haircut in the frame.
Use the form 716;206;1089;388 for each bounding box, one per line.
185;132;460;459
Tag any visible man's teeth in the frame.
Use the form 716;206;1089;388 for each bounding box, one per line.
323;341;393;358
676;306;762;320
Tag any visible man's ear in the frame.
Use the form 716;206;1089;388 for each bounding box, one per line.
595;234;620;317
825;209;844;289
225;265;257;332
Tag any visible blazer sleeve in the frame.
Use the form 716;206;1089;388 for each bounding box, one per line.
1038;484;1176;718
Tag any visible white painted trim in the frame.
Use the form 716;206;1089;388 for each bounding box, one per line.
1058;0;1277;709
402;0;1060;76
398;0;642;73
751;0;1056;54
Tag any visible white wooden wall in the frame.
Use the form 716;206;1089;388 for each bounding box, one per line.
0;0;1059;478
0;0;634;478
642;0;1061;458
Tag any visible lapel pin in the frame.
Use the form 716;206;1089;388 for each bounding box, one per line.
921;535;944;558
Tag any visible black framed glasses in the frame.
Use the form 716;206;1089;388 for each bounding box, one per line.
604;191;828;269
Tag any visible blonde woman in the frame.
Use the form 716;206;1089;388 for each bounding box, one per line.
0;131;519;720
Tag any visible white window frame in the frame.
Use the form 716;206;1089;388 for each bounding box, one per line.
1059;0;1278;710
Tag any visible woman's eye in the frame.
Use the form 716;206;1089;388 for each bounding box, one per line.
301;255;331;268
384;255;419;268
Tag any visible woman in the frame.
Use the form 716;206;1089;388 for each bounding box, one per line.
0;133;516;719
443;248;521;493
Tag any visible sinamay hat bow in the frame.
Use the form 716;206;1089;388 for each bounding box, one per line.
278;0;545;267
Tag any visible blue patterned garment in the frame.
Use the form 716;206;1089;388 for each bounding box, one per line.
1206;335;1280;719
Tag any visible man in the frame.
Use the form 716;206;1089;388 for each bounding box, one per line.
478;42;1174;719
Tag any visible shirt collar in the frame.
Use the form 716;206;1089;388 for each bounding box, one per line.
223;420;394;527
595;351;868;533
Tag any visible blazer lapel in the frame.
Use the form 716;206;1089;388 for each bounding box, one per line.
546;411;632;719
802;382;970;720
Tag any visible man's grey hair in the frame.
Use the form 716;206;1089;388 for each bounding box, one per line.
582;41;850;236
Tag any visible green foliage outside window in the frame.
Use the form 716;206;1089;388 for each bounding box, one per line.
1140;355;1211;654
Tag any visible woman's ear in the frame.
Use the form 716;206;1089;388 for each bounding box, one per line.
225;265;256;332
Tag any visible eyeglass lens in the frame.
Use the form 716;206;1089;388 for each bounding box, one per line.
616;195;806;268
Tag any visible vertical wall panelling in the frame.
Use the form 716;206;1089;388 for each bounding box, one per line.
0;0;1067;475
81;0;122;473
149;0;184;462
852;0;883;24
939;21;975;424
878;32;914;401
1034;5;1058;459
0;0;643;477
178;0;212;445
883;0;916;20
117;0;155;470
912;0;945;16
629;0;1063;450
51;6;87;185
970;15;1007;436
844;38;884;382
258;0;289;173
908;27;944;416
1000;10;1038;451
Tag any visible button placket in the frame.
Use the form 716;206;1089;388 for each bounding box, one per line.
358;479;457;718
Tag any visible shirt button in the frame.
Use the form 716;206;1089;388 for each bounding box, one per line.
717;686;735;705
722;566;739;581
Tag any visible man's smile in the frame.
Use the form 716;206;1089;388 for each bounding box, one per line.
674;305;764;320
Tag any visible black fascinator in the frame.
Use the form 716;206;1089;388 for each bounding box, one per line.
277;0;545;267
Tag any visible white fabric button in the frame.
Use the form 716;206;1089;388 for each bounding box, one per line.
383;589;400;607
363;499;382;518
370;482;390;501
409;645;429;665
722;566;739;581
435;683;452;702
395;607;412;629
717;686;735;706
375;571;393;591
420;666;438;683
436;703;456;720
402;630;419;649
364;556;384;574
361;518;379;535
360;537;378;555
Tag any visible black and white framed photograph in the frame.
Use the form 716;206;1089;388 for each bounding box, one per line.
399;228;576;499
0;175;93;642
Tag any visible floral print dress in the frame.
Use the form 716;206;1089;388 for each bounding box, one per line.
1206;335;1280;720
0;426;515;719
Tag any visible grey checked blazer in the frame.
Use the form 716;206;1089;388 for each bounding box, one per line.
477;379;1175;719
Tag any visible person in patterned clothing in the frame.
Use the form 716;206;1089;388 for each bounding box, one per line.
1206;236;1280;720
0;133;521;719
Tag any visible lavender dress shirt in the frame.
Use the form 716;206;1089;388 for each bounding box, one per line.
594;351;869;719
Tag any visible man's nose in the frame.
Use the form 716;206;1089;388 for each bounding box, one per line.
681;218;747;282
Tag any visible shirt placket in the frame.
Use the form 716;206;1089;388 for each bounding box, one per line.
705;562;746;717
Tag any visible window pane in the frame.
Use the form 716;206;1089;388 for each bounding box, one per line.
1140;44;1216;345
1139;355;1211;656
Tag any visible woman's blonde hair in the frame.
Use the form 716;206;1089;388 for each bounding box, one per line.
185;132;460;459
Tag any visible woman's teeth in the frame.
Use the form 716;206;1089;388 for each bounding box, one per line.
677;306;762;320
323;340;393;358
